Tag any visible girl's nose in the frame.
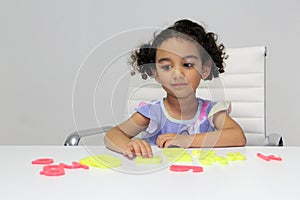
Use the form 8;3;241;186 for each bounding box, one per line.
172;65;184;79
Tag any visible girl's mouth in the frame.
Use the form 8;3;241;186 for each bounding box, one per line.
172;83;188;86
171;83;189;89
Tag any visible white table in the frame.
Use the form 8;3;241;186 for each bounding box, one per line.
1;145;299;200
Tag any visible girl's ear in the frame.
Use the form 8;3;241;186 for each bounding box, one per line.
151;68;161;83
201;60;212;80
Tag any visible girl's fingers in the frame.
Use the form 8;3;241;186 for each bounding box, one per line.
125;140;153;158
156;135;164;148
134;140;152;158
124;145;134;158
131;142;142;156
157;134;172;148
140;140;153;157
157;134;182;148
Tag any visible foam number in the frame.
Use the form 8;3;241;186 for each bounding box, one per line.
79;154;122;168
256;153;282;161
169;165;203;173
135;156;162;164
40;165;65;176
32;158;54;165
32;158;90;177
162;148;193;163
59;162;89;169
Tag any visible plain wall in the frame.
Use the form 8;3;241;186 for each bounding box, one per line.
0;0;299;145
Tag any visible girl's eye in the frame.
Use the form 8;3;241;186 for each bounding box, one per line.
162;65;172;71
183;63;194;68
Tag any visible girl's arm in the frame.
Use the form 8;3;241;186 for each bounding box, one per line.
191;110;246;147
104;112;152;157
156;111;246;148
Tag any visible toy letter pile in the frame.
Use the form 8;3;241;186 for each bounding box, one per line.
32;149;282;177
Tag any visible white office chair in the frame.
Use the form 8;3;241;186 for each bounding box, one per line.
65;46;283;146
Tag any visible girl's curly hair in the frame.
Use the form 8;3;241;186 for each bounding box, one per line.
130;19;227;80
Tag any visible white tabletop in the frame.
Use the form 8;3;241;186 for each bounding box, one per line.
1;145;299;200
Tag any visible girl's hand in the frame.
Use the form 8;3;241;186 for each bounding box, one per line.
156;133;193;148
124;139;153;158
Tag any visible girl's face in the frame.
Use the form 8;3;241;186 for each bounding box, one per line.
153;37;210;99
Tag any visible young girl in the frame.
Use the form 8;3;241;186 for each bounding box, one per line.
104;19;246;158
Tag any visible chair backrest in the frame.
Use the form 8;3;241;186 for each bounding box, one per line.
125;46;267;146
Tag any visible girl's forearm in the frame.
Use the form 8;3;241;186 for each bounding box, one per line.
104;127;131;154
190;127;246;148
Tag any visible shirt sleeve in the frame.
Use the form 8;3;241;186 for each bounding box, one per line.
208;101;231;119
207;101;231;130
135;102;152;118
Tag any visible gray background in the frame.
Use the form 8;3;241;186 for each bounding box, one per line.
0;0;299;145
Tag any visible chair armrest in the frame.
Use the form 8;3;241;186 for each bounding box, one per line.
265;133;284;146
245;133;283;146
64;126;113;146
